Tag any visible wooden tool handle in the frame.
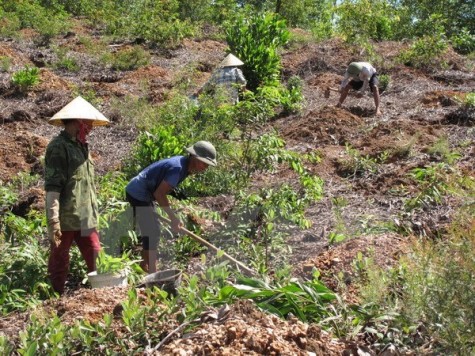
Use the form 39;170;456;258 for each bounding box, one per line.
160;216;257;276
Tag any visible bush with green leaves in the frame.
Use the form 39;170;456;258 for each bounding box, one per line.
4;0;70;44
398;20;448;70
0;236;54;314
0;8;20;38
459;92;475;108
280;75;304;114
124;125;187;178
104;0;195;48
51;46;79;72
450;28;475;55
102;45;151;71
405;163;450;211
226;11;290;90
11;66;41;92
336;0;397;43
0;56;12;72
378;74;390;93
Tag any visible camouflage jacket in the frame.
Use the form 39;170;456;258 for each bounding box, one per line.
44;130;98;231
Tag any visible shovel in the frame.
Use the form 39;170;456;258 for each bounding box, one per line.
160;216;257;277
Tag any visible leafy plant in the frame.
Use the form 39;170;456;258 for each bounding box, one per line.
427;137;461;165
0;56;11;72
338;144;388;179
11;66;40;92
124;125;187;178
215;275;336;322
450;28;475;55
104;0;195;48
456;92;475;109
0;236;54;314
280;75;304;114
51;46;79;72
405;163;450;210
398;23;448;69
378;74;390;93
336;0;396;43
95;250;137;275
102;45;151;71
226;11;290;90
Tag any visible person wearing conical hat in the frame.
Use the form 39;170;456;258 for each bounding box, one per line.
125;141;217;273
200;53;247;104
44;96;109;294
336;62;381;116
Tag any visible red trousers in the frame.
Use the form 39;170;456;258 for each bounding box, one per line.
48;229;101;295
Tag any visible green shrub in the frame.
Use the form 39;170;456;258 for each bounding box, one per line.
336;0;397;42
51;46;79;72
124;126;187;178
403;230;475;353
460;92;475;108
95;251;136;274
405;163;450;211
226;12;290;90
12;0;70;44
102;46;151;71
11;66;41;92
0;10;20;38
104;0;195;48
450;28;475;55
281;75;304;114
0;236;54;314
378;74;390;92
398;35;448;69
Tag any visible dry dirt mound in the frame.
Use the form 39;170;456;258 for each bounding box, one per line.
0;123;48;182
278;105;363;145
161;300;346;356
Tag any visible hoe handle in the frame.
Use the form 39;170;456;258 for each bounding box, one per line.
160;216;257;276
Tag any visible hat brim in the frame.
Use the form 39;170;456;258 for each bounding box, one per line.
220;54;244;67
48;96;109;126
186;147;217;166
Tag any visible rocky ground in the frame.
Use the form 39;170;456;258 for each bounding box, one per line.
0;24;474;354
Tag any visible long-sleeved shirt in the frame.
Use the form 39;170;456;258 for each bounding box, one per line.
340;62;377;93
204;66;247;103
44;130;98;230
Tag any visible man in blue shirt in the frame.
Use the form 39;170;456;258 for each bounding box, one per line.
125;141;217;273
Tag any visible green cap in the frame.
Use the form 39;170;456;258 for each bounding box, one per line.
186;141;217;166
347;62;363;77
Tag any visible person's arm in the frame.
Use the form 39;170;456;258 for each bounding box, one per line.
339;71;350;91
153;180;182;233
44;142;67;247
45;191;62;247
236;68;246;86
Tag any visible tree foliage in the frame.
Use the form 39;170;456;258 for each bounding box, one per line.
226;12;290;90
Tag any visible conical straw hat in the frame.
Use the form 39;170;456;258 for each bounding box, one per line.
48;96;109;126
219;53;244;67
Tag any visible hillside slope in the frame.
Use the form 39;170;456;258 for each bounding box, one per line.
0;24;474;354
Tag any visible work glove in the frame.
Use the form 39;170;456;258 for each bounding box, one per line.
46;191;62;247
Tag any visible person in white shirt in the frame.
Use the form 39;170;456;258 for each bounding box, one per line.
336;62;381;116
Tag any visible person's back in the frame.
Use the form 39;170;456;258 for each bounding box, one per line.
200;53;246;104
126;156;189;203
